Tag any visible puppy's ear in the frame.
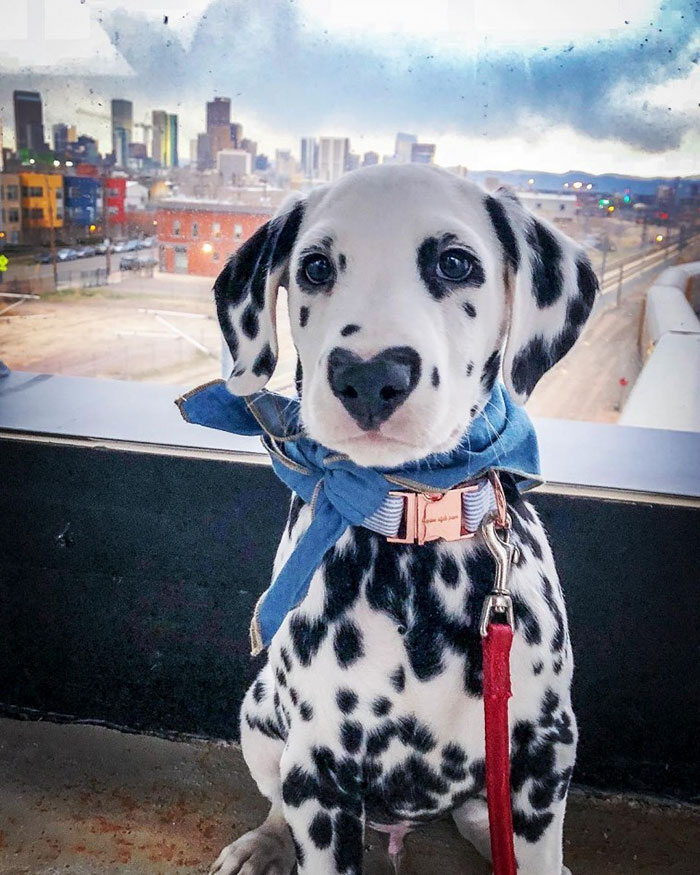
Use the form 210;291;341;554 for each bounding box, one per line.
484;188;598;404
214;196;305;395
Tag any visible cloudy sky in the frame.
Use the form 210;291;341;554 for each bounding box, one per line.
0;0;698;176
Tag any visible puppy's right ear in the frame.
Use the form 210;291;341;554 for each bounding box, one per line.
215;196;305;395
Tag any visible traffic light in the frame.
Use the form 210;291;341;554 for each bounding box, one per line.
623;195;630;203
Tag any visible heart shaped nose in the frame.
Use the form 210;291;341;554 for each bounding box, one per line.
327;346;422;431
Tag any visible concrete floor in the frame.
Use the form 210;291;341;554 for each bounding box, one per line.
0;718;698;875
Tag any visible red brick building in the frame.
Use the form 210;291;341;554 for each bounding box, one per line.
155;200;273;277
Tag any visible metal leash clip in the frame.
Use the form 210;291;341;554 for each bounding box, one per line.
479;513;519;637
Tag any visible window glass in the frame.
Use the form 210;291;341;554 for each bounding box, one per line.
0;0;697;434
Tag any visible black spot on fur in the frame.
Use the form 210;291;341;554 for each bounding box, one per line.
470;404;478;417
323;541;364;622
417;235;485;300
282;764;317;808
528;220;563;308
336;688;359;714
533;661;544;676
512;808;554;843
334;811;363;874
309;811;333;850
341;323;360;336
390;665;406;693
462;301;476;318
289;614;328;667
338;253;347;271
240;303;259;339
334;620;364;668
300;701;314;721
245;713;286;741
481;350;501;394
252;343;275;378
396;716;436;753
541;574;566;653
252;679;265;703
341;721;364;754
466;361;474;377
442;742;467;764
299;305;310;327
484;195;520;272
280;647;292;672
275;667;287;688
295;356;303;396
431;366;440;388
270;201;305;270
576;257;599;310
439;554;460;588
513;595;542;646
289;687;298;706
372;696;392;717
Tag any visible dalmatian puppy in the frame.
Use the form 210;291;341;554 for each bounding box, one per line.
209;164;597;875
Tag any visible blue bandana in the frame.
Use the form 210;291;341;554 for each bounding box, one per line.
177;381;541;653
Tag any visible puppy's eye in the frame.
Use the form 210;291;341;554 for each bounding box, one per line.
302;254;334;285
437;249;473;282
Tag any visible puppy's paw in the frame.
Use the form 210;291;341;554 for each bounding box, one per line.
209;820;296;875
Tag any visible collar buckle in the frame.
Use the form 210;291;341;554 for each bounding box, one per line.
387;484;480;545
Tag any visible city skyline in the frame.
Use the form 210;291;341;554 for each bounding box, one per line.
0;0;698;178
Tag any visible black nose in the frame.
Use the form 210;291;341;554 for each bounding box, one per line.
327;346;422;431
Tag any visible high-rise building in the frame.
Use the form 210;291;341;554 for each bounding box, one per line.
300;137;318;178
363;151;380;167
318;137;350;183
197;133;212;171
111;99;133;167
230;122;243;149
240;138;258;167
166;114;179;168
218;149;252;183
53;123;69;154
395;132;417;163
206;97;232;163
411;142;436;164
13;90;46;152
345;152;361;172
275;149;295;185
152;110;168;166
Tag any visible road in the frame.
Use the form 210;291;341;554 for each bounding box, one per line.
13;248;158;282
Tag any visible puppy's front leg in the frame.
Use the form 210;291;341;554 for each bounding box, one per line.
280;742;364;875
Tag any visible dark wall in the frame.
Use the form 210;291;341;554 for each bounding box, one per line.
1;438;698;801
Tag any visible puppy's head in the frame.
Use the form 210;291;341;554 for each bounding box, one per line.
215;165;597;467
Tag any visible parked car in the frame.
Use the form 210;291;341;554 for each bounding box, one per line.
33;251;53;264
75;246;97;258
57;248;78;261
120;254;157;271
94;242;108;255
112;241;127;253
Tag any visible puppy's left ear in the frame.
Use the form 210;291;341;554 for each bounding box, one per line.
485;189;599;404
215;195;305;395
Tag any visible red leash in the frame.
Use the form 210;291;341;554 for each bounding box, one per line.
482;622;517;875
479;494;518;875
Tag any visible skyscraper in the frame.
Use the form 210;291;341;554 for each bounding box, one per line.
410;143;436;164
395;132;417;163
13;90;46;152
206;97;232;163
300;137;318;178
111;99;133;167
318;137;350;183
167;114;179;167
53;123;69;154
152;110;168;166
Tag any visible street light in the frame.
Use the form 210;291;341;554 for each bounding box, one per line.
202;242;213;254
53;159;60;167
655;234;664;243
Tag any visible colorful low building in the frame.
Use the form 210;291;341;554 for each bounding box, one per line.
19;171;63;236
64;175;103;230
0;173;22;244
155;200;272;277
104;177;127;226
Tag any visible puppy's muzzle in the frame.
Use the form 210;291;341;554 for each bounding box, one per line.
327;346;421;431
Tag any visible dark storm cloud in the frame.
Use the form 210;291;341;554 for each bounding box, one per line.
53;0;700;151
